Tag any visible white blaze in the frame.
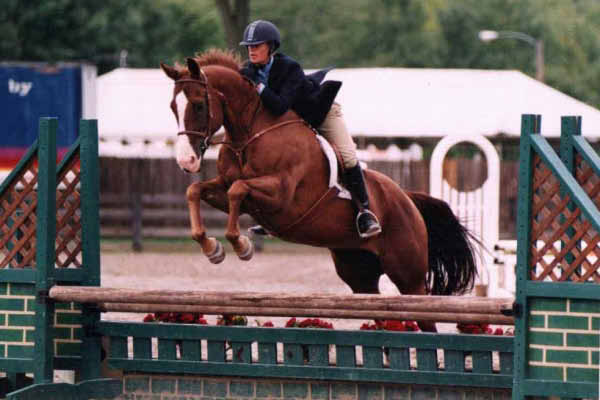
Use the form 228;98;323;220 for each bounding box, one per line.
174;91;201;172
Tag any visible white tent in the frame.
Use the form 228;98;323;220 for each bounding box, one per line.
97;67;600;157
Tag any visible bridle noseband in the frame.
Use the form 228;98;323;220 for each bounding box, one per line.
171;73;224;156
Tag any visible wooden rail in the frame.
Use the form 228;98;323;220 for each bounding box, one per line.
49;286;515;325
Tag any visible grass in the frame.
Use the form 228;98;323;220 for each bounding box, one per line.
100;236;323;254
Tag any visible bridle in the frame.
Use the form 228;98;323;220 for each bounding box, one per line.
171;71;225;155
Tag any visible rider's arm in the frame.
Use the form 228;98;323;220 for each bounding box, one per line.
259;61;305;116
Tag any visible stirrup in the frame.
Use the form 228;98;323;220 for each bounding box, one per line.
356;210;382;239
248;225;269;236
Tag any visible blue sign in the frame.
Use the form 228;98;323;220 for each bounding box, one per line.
0;64;83;168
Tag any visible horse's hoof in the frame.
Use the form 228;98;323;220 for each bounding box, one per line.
237;235;254;261
206;239;225;264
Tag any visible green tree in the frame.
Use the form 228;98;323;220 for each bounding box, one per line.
0;0;223;73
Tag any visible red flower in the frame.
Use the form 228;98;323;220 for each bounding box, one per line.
143;314;155;322
383;320;406;331
300;318;324;328
360;322;378;330
403;321;420;332
178;313;197;323
457;323;493;335
286;318;333;329
360;320;420;332
197;318;208;325
262;321;274;327
217;315;248;326
155;312;173;322
493;327;504;336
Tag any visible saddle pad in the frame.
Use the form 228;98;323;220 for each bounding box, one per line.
315;135;352;200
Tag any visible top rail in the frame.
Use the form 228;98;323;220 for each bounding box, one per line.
49;286;515;324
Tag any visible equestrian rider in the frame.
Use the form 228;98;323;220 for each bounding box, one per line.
239;20;381;239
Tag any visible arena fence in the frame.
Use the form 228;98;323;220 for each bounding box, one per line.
0;116;598;399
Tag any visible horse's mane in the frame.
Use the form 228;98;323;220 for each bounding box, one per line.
174;48;253;89
193;48;242;71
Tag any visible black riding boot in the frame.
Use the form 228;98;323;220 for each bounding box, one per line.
344;164;382;239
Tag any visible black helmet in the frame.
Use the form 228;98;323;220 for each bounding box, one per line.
239;20;281;51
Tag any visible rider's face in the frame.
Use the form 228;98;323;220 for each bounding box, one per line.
248;43;270;65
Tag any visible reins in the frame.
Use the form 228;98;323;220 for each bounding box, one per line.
173;73;306;166
212;119;306;166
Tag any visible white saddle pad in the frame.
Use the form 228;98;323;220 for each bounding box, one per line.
315;135;352;200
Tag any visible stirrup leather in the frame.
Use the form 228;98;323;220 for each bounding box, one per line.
355;210;382;239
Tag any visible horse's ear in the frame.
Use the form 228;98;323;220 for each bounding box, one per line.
160;62;180;81
187;58;201;80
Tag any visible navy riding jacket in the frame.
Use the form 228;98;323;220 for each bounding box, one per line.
240;53;342;128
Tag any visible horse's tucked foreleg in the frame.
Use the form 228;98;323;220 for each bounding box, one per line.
225;180;254;261
187;177;228;264
225;176;287;261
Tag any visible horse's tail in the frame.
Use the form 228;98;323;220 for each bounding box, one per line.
407;191;479;296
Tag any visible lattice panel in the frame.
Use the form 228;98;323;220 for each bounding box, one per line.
0;158;39;268
55;155;82;268
530;154;600;282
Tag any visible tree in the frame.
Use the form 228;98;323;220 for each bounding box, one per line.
214;0;249;54
0;0;223;74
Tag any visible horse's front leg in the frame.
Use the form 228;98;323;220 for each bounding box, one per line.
187;176;229;264
226;175;286;261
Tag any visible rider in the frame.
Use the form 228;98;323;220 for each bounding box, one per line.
239;19;381;239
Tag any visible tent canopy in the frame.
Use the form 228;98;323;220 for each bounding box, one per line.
97;67;600;144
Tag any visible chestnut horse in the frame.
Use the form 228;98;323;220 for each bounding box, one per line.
160;50;477;332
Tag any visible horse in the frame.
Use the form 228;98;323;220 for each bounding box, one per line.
160;49;478;332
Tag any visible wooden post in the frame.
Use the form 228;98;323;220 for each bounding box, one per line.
34;118;57;385
130;158;143;252
79;119;103;382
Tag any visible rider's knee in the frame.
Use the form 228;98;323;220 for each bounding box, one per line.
340;151;358;170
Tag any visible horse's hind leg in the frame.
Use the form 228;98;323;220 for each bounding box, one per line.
384;259;437;332
330;249;382;294
399;283;437;333
381;248;437;332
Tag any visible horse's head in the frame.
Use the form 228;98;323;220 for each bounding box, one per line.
161;58;225;173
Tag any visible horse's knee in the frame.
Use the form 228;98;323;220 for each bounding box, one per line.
186;184;201;202
227;180;249;203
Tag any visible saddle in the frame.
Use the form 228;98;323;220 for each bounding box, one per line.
314;134;352;201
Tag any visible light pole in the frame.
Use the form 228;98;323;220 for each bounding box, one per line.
478;30;544;82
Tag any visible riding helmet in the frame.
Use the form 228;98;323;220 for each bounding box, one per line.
239;20;281;51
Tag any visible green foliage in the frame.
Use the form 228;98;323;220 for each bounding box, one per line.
3;0;600;109
0;0;224;74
